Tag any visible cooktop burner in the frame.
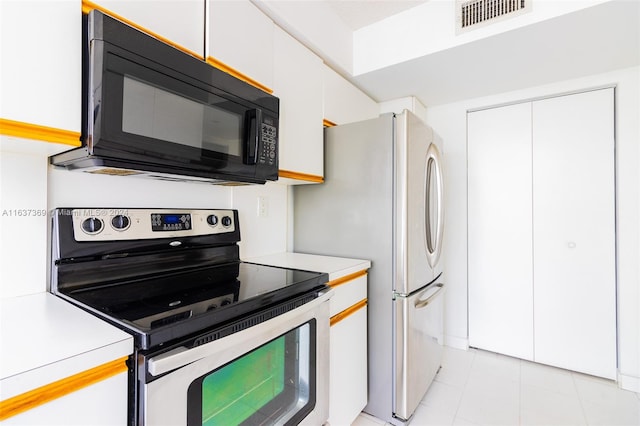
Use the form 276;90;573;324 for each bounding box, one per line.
63;261;326;348
50;208;328;349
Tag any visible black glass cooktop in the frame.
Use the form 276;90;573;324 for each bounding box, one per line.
60;262;327;349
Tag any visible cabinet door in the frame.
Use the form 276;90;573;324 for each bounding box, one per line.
468;102;534;361
322;65;378;125
329;307;367;426
207;0;274;89
0;1;81;132
273;27;324;182
93;0;204;57
532;88;616;379
2;372;128;425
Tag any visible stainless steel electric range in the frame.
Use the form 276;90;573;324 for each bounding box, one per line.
50;208;331;426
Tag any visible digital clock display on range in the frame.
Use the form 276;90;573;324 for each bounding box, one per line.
151;213;192;231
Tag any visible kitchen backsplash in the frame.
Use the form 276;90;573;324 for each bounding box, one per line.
0;162;289;299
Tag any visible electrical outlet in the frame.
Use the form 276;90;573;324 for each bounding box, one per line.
257;196;268;217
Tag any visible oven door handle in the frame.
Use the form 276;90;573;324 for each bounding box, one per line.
147;346;190;376
148;289;333;376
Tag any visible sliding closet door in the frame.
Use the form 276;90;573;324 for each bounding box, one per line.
468;102;534;361
532;88;616;379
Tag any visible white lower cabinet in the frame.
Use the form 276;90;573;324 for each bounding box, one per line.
0;293;133;425
468;88;616;379
328;273;368;426
2;372;128;426
329;305;368;426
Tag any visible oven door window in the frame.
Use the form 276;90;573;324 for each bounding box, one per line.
187;320;316;426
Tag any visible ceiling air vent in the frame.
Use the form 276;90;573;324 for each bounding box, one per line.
456;0;530;33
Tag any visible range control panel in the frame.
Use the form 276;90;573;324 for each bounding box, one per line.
71;208;236;242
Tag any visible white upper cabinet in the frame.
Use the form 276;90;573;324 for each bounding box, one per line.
323;65;378;125
207;0;274;90
0;0;333;184
273;26;324;183
0;1;81;134
208;2;324;183
93;0;205;57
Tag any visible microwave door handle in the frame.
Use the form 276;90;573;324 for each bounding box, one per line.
243;109;261;165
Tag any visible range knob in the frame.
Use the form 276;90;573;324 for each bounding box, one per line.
221;216;232;227
220;299;232;306
111;215;130;230
81;217;103;234
206;215;218;226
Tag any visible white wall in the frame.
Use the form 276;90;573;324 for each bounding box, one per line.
0;162;289;298
232;182;290;259
0;150;49;298
48;168;289;259
427;66;640;391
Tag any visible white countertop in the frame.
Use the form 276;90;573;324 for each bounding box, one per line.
0;255;368;399
244;252;371;281
0;292;133;399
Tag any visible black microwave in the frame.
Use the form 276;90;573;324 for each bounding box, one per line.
51;10;279;185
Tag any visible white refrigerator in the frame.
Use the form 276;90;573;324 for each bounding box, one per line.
293;110;446;424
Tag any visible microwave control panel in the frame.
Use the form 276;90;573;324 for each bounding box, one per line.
259;122;277;166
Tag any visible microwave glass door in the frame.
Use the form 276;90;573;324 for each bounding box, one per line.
187;320;317;426
98;50;258;172
121;76;243;157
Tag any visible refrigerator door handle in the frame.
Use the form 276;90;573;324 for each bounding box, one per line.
414;283;445;309
425;143;445;268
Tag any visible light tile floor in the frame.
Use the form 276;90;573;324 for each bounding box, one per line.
352;347;640;426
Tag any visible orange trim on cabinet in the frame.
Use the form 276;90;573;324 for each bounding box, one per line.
206;57;274;94
0;119;81;147
330;299;367;326
0;356;129;421
278;170;324;183
81;0;204;60
327;270;368;288
81;2;274;94
323;119;337;127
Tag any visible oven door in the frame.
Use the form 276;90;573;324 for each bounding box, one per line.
140;291;331;426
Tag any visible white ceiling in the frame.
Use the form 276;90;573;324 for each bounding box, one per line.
324;0;428;30
260;1;639;107
320;0;639;107
351;0;640;106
